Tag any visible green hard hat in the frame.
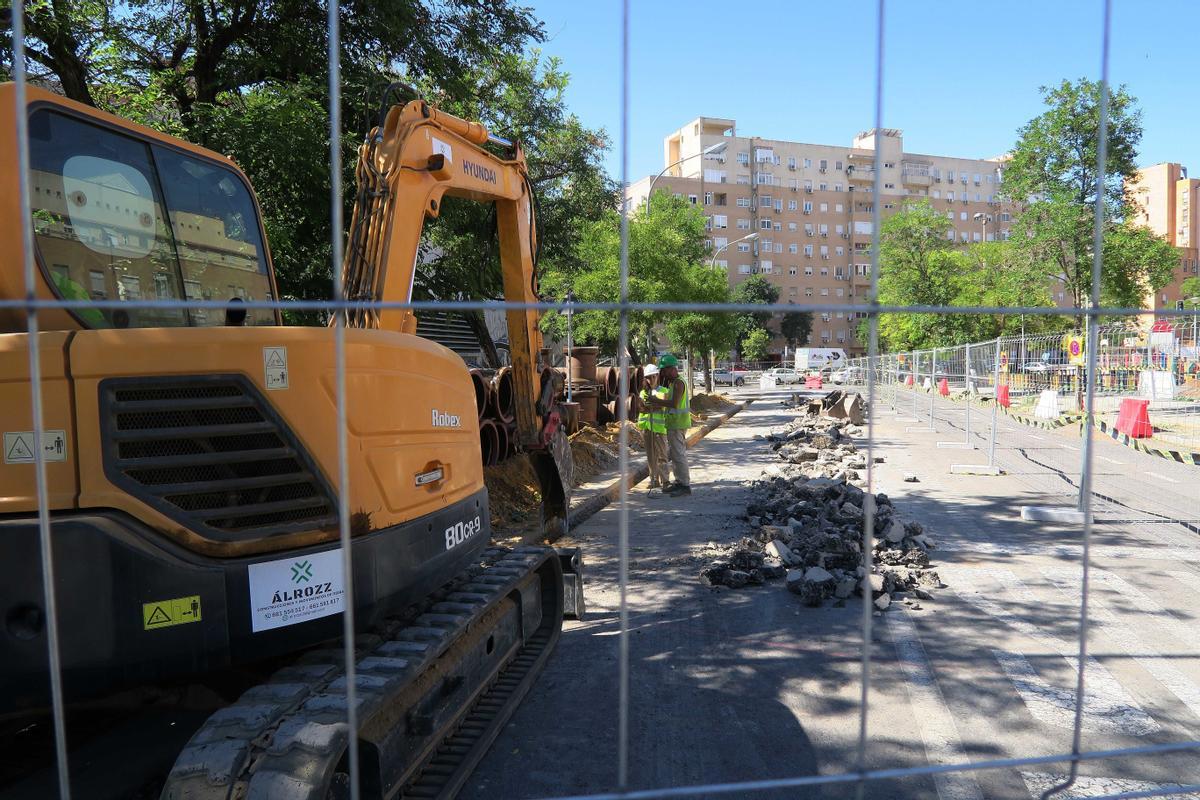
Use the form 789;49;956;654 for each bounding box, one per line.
657;354;678;368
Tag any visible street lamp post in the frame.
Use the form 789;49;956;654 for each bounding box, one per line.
972;211;991;244
708;231;758;270
646;142;728;214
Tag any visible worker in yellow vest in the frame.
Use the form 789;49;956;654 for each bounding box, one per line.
645;353;690;497
637;364;669;490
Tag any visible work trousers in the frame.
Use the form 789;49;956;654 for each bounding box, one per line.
643;428;668;487
666;428;690;487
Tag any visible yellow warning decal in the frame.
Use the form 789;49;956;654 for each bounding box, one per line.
142;596;202;630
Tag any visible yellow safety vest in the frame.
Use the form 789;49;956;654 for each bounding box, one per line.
665;380;690;431
650;386;669;434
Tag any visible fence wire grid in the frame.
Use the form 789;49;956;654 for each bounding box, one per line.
7;0;1200;799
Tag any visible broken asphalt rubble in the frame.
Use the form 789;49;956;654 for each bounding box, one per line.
700;391;943;611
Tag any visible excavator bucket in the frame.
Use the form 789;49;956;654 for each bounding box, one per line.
531;426;573;540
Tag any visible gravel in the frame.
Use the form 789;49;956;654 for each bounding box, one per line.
701;392;945;611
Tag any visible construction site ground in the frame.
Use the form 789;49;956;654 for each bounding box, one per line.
461;387;1200;800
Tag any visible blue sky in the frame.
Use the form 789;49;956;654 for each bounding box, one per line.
523;1;1197;182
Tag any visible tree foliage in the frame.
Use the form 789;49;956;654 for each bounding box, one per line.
731;274;779;353
539;192;721;362
741;328;771;362
865;202;1057;350
4;0;614;328
778;306;813;349
1002;78;1173;311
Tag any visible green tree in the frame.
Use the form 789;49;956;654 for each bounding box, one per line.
731;275;779;354
539;192;709;361
1181;277;1200;308
5;0;616;331
665;266;739;393
741;328;771;362
778;306;814;350
1003;78;1174;311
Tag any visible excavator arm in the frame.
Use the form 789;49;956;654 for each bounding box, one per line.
341;96;572;536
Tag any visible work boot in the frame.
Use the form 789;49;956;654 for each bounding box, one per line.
666;484;691;497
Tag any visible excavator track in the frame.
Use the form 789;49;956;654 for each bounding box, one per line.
162;545;565;800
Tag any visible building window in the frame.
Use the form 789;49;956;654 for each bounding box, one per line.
804;245;813;256
789;265;797;275
805;287;814;296
739;265;752;274
713;236;728;249
788;200;798;211
820;203;828;212
835;203;844;213
737;218;751;230
737;152;750;165
805;266;813;275
737;174;750;184
737;243;751;252
760;195;772;208
820;288;829;296
960;212;967;221
834;183;843;192
760;219;773;230
774;222;782;231
788;222;797;231
819;182;828;191
803;201;813;213
836;288;844;297
789;244;798;254
884;162;894;169
804;158;812;168
884;183;895;189
704;191;713;205
688;195;698;205
713;214;728;229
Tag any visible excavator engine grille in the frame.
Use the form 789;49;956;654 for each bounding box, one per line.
99;375;338;541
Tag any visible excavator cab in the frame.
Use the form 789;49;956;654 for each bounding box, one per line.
1;79;573;748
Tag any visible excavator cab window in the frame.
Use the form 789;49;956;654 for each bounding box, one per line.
27;107;276;328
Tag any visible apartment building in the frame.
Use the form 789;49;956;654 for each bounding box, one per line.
1128;163;1200;310
625;117;1011;355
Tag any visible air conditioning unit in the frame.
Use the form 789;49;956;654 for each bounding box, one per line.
788;164;796;171
841;233;850;239
935;177;941;182
803;210;811;215
820;232;828;238
805;187;813;194
790;186;797;192
819;168;827;174
821;255;830;260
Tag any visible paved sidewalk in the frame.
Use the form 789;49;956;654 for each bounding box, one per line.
462;394;1200;800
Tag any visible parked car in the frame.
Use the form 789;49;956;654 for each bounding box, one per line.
831;366;865;385
764;367;801;384
712;367;751;386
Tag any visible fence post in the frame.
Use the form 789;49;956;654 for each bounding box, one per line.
929;347;937;430
964;341;972;445
912;351;919;419
989;337;1001;468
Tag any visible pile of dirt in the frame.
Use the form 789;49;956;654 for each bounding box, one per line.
689;392;734;422
484;421;642;539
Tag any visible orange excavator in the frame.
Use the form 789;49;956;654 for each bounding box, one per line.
0;81;577;797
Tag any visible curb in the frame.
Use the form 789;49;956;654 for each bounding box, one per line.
1002;408;1084;430
1089;419;1200;466
561;400;753;535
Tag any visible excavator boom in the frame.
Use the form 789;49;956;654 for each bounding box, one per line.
340;96;572;535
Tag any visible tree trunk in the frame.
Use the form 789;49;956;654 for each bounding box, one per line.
464;310;503;369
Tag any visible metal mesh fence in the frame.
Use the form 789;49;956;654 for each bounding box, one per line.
5;0;1200;798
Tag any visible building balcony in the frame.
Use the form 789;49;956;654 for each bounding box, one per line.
901;171;931;186
848;168;875;183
